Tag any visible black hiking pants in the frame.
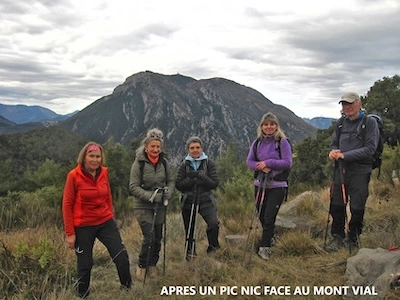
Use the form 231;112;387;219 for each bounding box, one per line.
74;219;132;298
256;186;286;247
182;199;220;254
330;169;370;240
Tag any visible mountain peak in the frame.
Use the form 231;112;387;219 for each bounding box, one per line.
60;72;317;164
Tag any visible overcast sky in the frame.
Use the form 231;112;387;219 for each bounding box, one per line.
0;0;399;118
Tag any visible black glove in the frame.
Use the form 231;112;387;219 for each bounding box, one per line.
163;187;170;200
198;170;206;178
188;171;198;178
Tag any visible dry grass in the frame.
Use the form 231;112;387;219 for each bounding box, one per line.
2;180;400;299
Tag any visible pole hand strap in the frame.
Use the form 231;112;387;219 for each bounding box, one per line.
149;188;161;203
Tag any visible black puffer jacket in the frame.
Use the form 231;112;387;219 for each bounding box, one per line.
175;158;219;204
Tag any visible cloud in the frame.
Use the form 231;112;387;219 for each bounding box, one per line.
0;0;399;118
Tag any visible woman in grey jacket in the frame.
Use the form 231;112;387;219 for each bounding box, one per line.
129;128;174;280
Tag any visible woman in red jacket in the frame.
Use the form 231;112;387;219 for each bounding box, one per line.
62;142;132;298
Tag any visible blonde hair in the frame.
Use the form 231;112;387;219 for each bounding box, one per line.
77;141;105;164
256;112;286;140
136;128;164;155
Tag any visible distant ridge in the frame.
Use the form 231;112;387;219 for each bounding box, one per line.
303;117;336;129
0;103;78;124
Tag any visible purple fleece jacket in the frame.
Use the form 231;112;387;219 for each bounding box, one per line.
246;136;292;188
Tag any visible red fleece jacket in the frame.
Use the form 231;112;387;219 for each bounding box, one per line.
62;165;114;236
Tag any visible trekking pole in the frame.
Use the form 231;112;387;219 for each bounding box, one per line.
184;184;198;261
184;202;196;261
324;165;335;247
338;159;351;254
243;173;264;267
162;188;167;276
245;173;268;268
242;199;259;267
144;188;161;284
191;194;200;259
250;175;268;263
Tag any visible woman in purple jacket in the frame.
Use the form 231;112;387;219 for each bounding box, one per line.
246;112;292;260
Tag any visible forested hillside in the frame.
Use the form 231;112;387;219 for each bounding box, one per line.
0;127;87;194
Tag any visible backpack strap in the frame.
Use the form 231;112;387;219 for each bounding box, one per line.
162;158;168;184
336;115;345;139
252;139;260;161
275;137;290;201
359;113;369;143
275;137;282;158
139;160;144;187
253;138;283;159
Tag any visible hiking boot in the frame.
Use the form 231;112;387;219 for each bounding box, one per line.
120;284;132;292
325;235;345;253
207;245;220;254
345;238;359;251
258;247;271;260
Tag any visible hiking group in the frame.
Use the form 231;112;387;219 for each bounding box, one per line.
61;91;380;297
61;128;221;297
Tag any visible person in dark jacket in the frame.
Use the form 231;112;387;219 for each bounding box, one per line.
325;92;379;252
175;136;220;260
246;112;292;260
62;142;132;298
129;128;174;280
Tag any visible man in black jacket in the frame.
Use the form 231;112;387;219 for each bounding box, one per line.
326;92;379;252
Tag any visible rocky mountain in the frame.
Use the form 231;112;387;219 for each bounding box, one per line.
303;117;336;129
59;71;317;164
0;103;77;124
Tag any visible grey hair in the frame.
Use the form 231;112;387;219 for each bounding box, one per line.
136;128;164;155
186;136;203;150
